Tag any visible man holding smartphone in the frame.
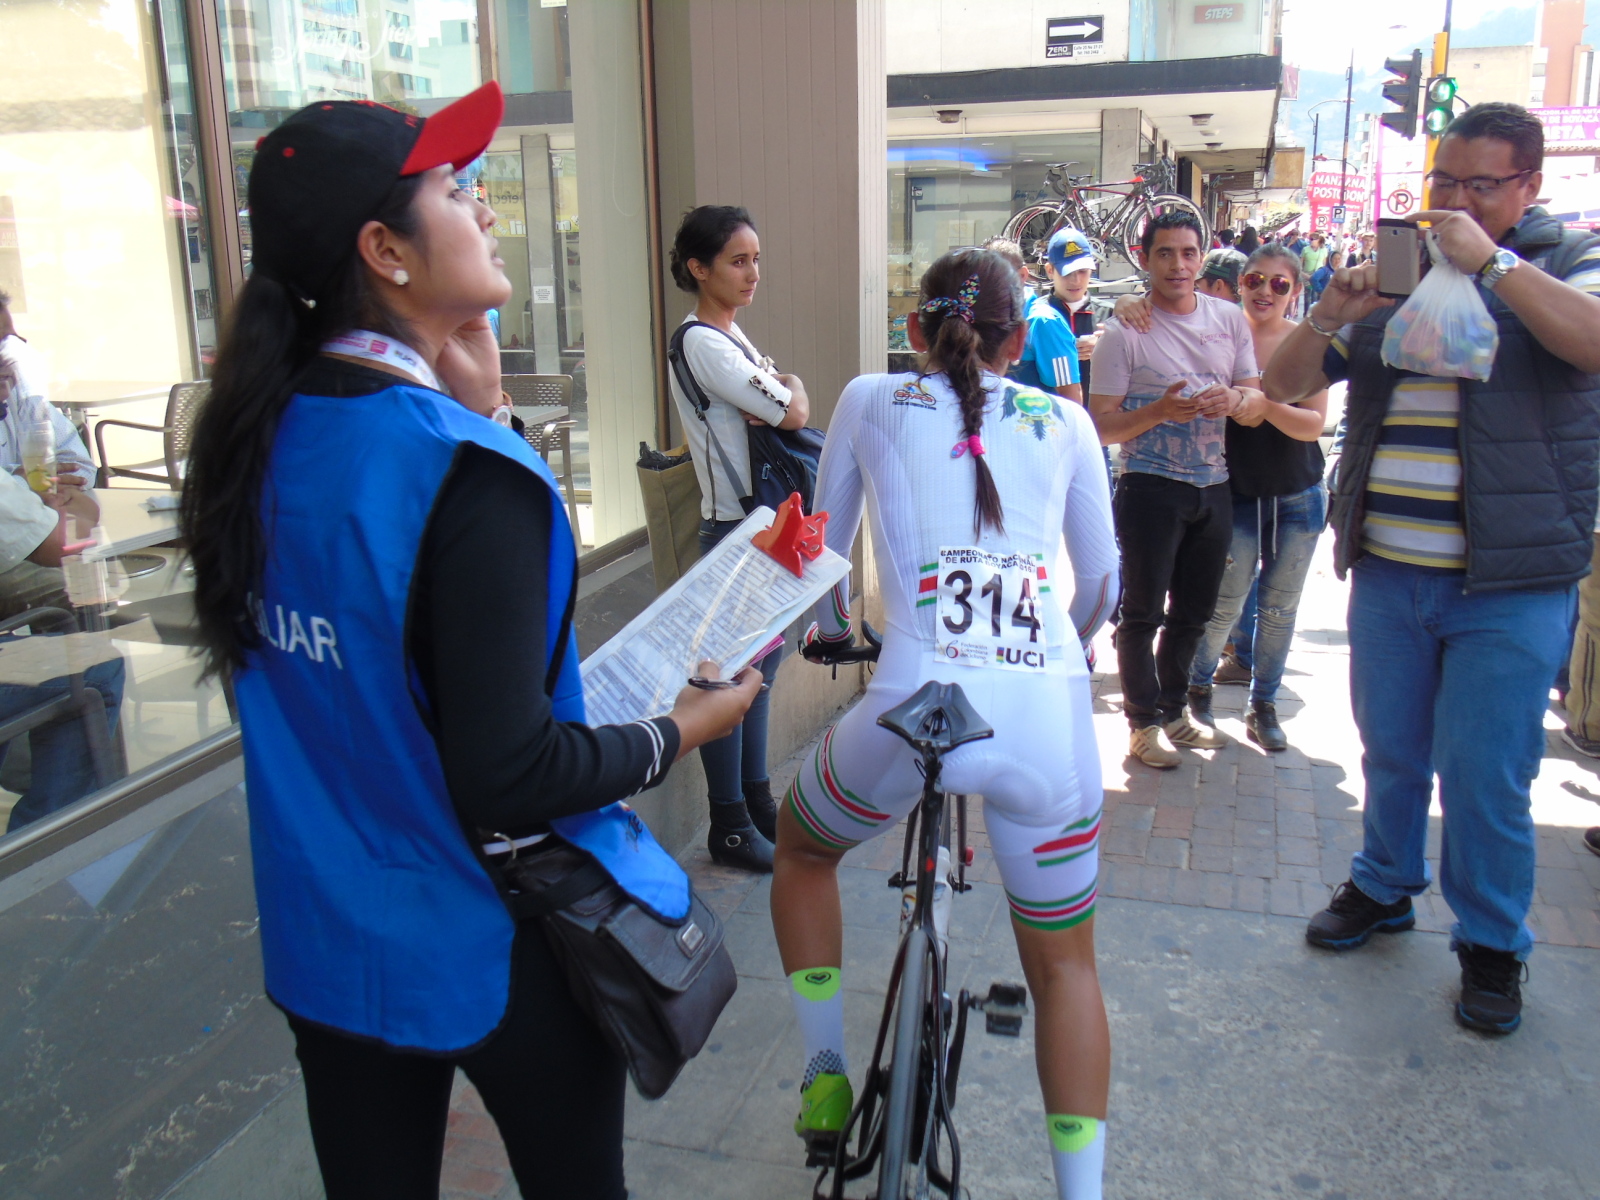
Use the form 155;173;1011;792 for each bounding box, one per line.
1090;211;1263;768
1264;102;1600;1037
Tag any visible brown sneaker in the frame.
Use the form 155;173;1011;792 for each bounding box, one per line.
1165;712;1228;749
1213;654;1253;685
1129;724;1181;769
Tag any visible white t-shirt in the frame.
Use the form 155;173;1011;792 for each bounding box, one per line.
0;470;58;574
0;342;94;482
668;316;792;521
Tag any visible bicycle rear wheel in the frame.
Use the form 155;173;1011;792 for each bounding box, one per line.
1121;193;1211;258
875;924;934;1200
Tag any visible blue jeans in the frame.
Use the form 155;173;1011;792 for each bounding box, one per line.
1231;582;1257;670
1346;555;1574;958
1191;482;1326;704
697;519;785;806
2;654;126;834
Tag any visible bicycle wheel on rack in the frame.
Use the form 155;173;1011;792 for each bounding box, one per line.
1001;204;1062;283
1121;193;1211;257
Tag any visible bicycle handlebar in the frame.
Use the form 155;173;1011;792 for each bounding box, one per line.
801;620;883;666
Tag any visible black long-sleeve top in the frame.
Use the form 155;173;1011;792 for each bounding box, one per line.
299;359;678;836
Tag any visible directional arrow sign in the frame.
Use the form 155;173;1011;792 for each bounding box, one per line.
1048;18;1103;38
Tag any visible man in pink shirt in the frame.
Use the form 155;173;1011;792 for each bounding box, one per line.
1089;211;1263;768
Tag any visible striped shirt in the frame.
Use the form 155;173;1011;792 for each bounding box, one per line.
1359;373;1465;568
1325;222;1600;569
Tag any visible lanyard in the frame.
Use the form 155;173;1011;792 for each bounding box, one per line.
321;330;441;392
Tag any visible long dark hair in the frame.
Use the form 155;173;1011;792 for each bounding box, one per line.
669;205;755;293
916;248;1024;537
181;175;426;678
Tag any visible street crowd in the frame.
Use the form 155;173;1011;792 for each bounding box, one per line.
0;81;1578;1200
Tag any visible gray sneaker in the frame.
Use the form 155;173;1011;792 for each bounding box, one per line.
1561;726;1600;759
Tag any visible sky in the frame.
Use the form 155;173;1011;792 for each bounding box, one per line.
1276;0;1598;157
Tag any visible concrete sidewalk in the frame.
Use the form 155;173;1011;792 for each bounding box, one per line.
443;543;1600;1200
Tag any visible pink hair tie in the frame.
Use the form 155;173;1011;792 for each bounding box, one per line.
950;435;986;459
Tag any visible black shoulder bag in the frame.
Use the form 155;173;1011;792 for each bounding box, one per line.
667;321;825;515
497;839;737;1100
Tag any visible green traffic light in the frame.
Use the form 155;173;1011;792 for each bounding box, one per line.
1425;107;1452;134
1428;76;1457;104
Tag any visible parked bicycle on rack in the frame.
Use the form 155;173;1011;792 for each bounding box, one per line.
770;247;1119;1200
1004;160;1209;282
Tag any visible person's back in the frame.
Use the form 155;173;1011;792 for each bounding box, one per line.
822;370;1105;673
774;247;1119;1200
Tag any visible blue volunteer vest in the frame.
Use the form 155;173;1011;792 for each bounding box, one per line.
236;381;688;1053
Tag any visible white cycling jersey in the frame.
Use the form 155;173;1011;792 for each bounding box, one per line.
789;370;1119;930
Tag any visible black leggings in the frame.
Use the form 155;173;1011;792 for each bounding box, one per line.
289;920;626;1200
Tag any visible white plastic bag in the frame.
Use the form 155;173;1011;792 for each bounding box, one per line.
1380;230;1499;381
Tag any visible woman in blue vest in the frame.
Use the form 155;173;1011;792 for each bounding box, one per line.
179;84;759;1200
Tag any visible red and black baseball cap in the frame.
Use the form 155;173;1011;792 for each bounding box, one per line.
249;81;504;302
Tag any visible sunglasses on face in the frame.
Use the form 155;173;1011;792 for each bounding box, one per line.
1241;272;1293;296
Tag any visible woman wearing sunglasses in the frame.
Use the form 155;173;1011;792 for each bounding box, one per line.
1186;244;1328;751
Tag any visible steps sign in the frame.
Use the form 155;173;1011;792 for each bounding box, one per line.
1046;14;1105;59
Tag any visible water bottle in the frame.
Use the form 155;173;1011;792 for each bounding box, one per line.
21;416;54;494
900;845;953;958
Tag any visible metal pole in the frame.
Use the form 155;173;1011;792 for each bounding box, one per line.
1424;0;1454;175
1312;112;1320;162
1339;51;1352;227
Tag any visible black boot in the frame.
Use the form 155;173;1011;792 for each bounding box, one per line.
743;779;778;843
1187;684;1216;728
708;799;775;873
1246;700;1288;752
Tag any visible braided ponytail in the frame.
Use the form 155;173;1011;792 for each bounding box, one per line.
915;248;1025;537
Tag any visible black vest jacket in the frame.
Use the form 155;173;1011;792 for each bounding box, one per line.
1330;207;1600;592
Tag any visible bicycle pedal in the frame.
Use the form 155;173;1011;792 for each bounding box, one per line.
800;1128;841;1169
887;872;908;889
973;981;1029;1037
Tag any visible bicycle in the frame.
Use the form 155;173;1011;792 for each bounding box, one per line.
1002;160;1210;283
799;630;1031;1200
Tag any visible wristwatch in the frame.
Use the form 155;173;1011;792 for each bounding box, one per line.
1478;248;1518;290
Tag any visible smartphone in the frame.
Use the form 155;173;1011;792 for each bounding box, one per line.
1376;219;1426;298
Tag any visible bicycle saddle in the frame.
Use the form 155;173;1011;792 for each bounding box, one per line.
876;681;994;755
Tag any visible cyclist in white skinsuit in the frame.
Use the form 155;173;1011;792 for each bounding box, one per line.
771;250;1119;1200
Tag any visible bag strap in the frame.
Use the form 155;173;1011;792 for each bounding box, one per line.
667;321;755;509
507;856;611;920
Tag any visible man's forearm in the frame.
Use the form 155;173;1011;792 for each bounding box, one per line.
1089;397;1165;446
1492;266;1600;374
1263;320;1334;403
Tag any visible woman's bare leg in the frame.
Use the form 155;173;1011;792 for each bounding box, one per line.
1011;915;1110;1118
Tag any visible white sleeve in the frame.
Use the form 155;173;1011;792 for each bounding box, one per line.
0;472;59;574
683;327;792;426
811;377;870;640
1059;405;1119;645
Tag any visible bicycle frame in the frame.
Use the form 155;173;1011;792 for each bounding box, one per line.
816;768;969;1200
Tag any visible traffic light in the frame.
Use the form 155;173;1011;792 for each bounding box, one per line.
1424;75;1458;135
1380;49;1422;140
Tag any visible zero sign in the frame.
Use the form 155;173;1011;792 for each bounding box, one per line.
1386;188;1415;215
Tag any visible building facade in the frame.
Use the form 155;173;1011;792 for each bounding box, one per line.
0;2;884;1195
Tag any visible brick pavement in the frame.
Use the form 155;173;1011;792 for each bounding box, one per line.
438;540;1600;1198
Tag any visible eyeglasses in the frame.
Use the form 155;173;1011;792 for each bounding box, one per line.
1241;272;1293;296
1425;169;1533;196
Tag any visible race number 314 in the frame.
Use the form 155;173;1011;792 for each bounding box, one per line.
934;546;1047;671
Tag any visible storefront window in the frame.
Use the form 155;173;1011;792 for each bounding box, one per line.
888;132;1101;353
1142;0;1273;61
494;0;570;93
0;0;231;844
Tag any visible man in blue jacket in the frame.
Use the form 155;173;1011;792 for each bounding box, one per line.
1264;102;1600;1036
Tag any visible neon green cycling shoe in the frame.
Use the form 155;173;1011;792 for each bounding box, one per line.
794;1071;853;1159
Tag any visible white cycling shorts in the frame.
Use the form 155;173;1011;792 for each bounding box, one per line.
786;661;1102;931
